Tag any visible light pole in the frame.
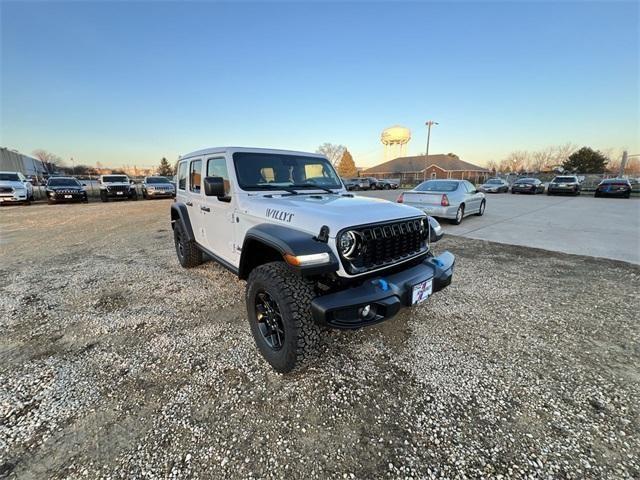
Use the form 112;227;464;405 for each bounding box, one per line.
423;121;438;180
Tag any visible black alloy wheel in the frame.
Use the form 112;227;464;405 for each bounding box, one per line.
255;291;285;350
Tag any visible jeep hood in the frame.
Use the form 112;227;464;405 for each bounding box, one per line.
242;193;425;237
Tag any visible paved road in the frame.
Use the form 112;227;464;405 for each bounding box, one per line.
359;190;640;264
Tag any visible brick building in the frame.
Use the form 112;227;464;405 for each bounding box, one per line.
363;153;490;185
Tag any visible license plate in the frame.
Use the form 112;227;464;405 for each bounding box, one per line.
412;279;433;305
64;195;72;198
116;191;123;195
559;184;567;187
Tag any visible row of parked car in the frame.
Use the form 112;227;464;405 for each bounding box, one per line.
478;176;634;198
0;171;176;205
342;177;399;191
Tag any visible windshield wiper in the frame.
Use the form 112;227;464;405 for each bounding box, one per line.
290;184;337;194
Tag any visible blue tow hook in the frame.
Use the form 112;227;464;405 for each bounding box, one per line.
372;278;389;291
433;258;444;268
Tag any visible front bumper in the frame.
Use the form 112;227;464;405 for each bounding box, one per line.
146;189;175;197
548;185;578;194
104;189;136;198
48;191;87;202
311;251;455;329
0;191;28;203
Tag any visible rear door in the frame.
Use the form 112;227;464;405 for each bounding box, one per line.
187;158;205;245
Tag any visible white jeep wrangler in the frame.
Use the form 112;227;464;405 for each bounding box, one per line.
171;147;454;372
98;174;138;202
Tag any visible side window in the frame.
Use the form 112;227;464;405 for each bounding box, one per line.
463;180;475;192
206;157;231;195
177;162;187;190
189;159;202;193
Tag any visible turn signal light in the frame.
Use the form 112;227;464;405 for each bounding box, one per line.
441;194;450;206
396;193;404;203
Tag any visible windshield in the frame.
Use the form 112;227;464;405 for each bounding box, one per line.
103;175;128;183
486;179;503;185
233;152;342;191
146;177;171;184
415;180;459;192
0;173;20;181
48;178;80;187
553;176;576;183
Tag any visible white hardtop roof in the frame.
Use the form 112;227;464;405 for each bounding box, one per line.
179;146;326;161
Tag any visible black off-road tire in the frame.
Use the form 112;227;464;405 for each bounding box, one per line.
100;191;108;202
173;221;203;268
246;262;320;373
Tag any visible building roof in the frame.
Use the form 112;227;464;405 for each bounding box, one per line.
363;154;489;174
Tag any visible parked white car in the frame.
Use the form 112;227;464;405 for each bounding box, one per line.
0;171;34;205
98;174;138;202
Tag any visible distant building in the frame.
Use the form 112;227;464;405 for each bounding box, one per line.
363;153;490;184
0;147;49;177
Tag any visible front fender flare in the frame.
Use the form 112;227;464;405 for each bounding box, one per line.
170;202;195;242
240;224;339;278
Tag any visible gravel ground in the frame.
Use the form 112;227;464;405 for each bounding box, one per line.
1;200;639;479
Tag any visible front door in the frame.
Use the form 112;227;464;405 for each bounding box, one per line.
201;155;237;266
463;180;482;212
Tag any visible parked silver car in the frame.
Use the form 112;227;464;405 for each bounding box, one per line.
398;179;485;224
142;176;176;199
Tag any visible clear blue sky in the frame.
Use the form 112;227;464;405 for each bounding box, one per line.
1;1;638;168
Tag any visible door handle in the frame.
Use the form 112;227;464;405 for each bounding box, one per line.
200;206;210;212
186;201;193;207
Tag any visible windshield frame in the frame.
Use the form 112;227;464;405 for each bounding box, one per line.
232;152;343;192
0;173;21;182
145;176;171;184
47;177;81;187
102;175;129;183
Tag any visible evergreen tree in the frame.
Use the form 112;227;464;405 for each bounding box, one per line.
336;149;357;177
158;157;174;176
562;147;608;173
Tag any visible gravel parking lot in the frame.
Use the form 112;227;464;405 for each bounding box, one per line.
1;200;639;479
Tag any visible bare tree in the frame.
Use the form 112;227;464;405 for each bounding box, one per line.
486;160;499;173
316;143;346;166
500;151;530;173
32;149;64;165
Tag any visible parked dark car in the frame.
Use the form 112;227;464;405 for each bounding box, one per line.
511;178;545;194
547;175;581;196
342;178;357;190
45;176;88;204
375;178;399;189
594;178;632;198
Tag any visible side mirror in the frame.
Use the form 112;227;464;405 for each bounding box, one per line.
204;176;226;197
81;183;87;186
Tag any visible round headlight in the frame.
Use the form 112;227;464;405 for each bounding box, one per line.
338;231;358;258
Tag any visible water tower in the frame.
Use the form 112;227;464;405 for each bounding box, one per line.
381;125;411;161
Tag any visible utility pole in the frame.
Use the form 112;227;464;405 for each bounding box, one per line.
423;121;438;181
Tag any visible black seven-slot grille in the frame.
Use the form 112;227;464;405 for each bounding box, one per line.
339;217;428;274
107;185;129;192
